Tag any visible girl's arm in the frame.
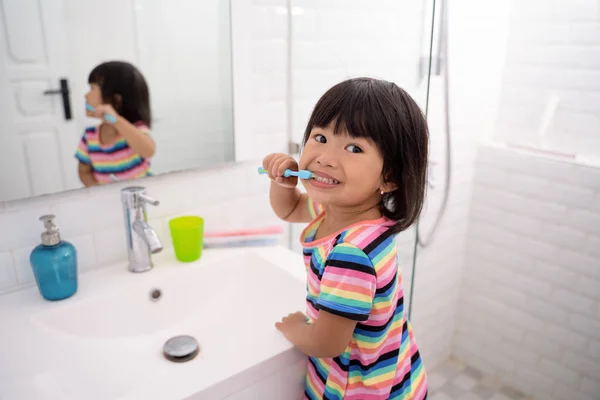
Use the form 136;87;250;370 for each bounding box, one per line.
264;153;313;223
276;311;357;358
277;243;376;358
270;184;312;223
113;115;156;158
93;104;156;158
78;162;98;187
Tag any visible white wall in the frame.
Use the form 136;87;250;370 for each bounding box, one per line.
457;146;600;400
447;0;600;398
494;0;600;159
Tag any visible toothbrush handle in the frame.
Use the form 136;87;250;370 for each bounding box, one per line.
86;103;117;124
257;167;296;177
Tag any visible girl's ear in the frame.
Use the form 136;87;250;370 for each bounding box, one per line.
380;181;398;194
380;171;398;194
112;94;123;111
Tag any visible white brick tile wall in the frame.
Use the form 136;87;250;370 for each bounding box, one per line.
580;376;600;397
559;248;600;279
496;0;600;159
574;275;600;300
542;323;589;353
513;273;552;298
585;236;600;257
539;358;580;386
517;367;553;390
552;382;595;400
522;332;563;361
588;339;600;359
533;260;579;287
456;146;600;399
538;222;587;250
0;252;17;291
527;297;569;322
553;287;596;314
570;313;600;341
570;23;600;44
566;209;600;235
13;246;36;286
562;350;600;381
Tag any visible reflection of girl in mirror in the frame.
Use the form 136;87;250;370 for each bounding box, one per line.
75;61;155;187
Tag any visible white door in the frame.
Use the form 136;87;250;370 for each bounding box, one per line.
0;0;80;202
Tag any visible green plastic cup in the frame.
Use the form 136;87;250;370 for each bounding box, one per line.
169;216;204;262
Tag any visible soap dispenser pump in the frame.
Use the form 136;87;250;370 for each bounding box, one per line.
30;215;78;301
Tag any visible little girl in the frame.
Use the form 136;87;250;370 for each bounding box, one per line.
75;61;155;186
263;78;429;399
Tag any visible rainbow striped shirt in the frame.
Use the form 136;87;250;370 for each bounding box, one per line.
300;199;428;400
74;124;152;184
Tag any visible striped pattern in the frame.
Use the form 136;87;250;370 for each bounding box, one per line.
300;198;428;399
75;124;152;184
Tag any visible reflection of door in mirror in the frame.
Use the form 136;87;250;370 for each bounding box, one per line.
0;0;79;202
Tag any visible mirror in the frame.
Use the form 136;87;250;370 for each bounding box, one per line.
0;0;234;202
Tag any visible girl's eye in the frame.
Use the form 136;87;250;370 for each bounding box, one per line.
345;144;362;154
314;134;326;143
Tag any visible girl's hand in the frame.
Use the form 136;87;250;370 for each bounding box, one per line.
275;311;307;341
92;104;118;124
262;153;299;188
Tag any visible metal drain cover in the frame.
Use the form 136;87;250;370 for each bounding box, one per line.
163;335;199;362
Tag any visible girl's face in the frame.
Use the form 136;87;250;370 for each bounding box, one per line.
299;121;389;210
85;83;103;116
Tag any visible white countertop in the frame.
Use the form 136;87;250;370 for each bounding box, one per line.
0;246;307;400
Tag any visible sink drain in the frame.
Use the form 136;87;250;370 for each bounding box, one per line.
149;288;162;301
163;335;199;362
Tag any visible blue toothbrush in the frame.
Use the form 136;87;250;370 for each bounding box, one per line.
85;103;117;124
258;167;315;180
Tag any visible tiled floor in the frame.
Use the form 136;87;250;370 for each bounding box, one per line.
428;358;531;400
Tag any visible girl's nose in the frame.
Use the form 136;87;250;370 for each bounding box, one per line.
316;150;337;168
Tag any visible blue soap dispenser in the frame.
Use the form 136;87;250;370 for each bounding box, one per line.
30;215;78;301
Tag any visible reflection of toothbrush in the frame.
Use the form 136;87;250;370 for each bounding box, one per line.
257;167;315;180
85;103;117;124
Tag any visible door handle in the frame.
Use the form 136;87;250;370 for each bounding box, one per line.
43;78;72;121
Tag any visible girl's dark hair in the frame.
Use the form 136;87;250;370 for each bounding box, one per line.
302;77;429;233
88;61;152;127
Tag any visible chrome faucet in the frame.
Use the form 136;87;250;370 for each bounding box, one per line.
120;186;163;272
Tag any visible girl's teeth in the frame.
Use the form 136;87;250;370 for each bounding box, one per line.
315;176;339;184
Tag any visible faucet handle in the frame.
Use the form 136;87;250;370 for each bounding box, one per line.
138;193;159;206
120;186;160;208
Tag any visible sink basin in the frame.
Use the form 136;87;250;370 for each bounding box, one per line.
33;251;305;340
1;246;308;400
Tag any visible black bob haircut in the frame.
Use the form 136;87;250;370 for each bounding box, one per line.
302;77;429;234
88;61;152;128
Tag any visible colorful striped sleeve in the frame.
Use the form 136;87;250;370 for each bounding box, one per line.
307;197;324;219
317;243;376;321
75;133;91;165
134;122;151;135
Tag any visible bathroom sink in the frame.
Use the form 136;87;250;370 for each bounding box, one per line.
32;250;305;340
0;246;308;400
